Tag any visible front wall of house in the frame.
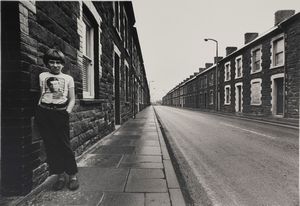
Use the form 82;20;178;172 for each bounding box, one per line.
1;1;149;195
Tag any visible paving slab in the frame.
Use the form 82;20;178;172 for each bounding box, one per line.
122;155;162;163
92;146;135;155
77;154;122;168
128;168;165;179
145;193;171;206
102;137;135;146
135;146;161;155
111;134;142;139
169;189;186;206
164;160;180;189
119;162;164;169
135;140;160;147
78;168;129;192
99;193;144;206
125;178;167;193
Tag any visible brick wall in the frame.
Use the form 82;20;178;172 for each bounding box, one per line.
1;1;149;195
284;17;300;118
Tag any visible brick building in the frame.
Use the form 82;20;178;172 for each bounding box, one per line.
163;11;299;119
1;1;150;195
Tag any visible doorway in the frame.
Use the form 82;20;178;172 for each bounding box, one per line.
114;52;120;125
271;74;284;116
235;83;243;112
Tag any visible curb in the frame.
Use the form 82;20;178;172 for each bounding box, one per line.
13;124;125;206
153;107;190;206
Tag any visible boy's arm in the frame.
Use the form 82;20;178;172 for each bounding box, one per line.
66;86;75;114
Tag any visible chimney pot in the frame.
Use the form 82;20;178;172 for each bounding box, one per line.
205;63;213;68
199;67;205;73
214;56;224;63
226;47;238;56
275;10;295;25
244;33;259;44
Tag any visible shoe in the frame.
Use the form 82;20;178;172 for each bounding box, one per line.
52;177;66;191
68;177;79;191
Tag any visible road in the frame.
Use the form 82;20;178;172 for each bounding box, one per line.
154;106;299;206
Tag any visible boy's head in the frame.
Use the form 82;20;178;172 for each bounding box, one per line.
43;49;65;65
43;49;65;74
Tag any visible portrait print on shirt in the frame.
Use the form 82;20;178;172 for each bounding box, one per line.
42;77;65;104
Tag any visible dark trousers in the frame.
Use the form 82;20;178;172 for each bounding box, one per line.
36;106;78;175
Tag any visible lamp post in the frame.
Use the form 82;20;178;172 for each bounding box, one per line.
204;38;219;111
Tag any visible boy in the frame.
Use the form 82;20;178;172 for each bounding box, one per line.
36;48;79;191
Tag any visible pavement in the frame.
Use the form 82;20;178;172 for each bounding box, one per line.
178;106;299;129
17;106;186;206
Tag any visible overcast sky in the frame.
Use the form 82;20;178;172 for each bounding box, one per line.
132;0;299;102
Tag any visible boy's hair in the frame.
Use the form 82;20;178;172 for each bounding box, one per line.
43;49;65;65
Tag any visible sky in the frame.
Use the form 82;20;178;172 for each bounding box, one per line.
132;0;299;102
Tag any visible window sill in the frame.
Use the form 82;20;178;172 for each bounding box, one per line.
224;79;231;82
250;70;262;75
80;99;102;106
235;76;243;79
224;103;231;105
270;65;284;69
250;103;262;106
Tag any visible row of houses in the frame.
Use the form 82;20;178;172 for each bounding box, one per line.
1;1;150;195
162;10;299;119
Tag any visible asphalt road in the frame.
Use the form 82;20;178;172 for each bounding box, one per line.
154;106;299;206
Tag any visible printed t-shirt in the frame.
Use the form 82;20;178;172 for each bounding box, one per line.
39;72;74;105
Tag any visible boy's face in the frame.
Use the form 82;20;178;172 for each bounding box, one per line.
48;59;64;74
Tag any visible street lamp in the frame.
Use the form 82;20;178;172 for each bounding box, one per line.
204;38;219;111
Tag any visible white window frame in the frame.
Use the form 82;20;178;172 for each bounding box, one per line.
224;62;231;82
250;78;262;105
270;34;284;69
251;45;262;74
224;85;231;105
82;15;95;99
209;90;214;105
235;55;243;79
235;82;243;112
270;73;284;116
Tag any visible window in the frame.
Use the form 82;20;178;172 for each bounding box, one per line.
224;85;231;105
271;35;284;67
209;90;214;105
251;46;262;73
224;62;231;81
235;56;243;78
209;73;214;86
204;76;207;88
250;78;262;105
113;2;121;33
82;15;95;98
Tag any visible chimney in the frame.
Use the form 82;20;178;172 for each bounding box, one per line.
214;56;223;63
275;10;295;25
189;75;193;78
194;72;198;76
244;33;259;44
226;47;237;56
205;63;213;68
199;67;206;73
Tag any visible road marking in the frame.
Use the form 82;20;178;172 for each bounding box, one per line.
221;123;277;140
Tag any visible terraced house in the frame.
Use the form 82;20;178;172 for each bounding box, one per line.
1;1;150;195
163;10;299;119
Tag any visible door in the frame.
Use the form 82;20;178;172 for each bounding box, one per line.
276;78;284;115
114;53;120;125
236;85;242;112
